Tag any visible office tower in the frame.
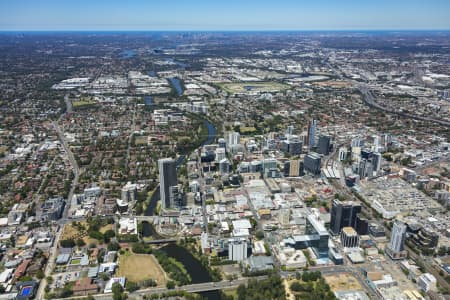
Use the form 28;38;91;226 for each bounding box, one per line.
372;152;382;172
121;182;137;202
303;152;321;175
339;147;348;161
289;160;300;177
283;161;290;177
317;135;331;155
215;147;226;162
289;139;302;155
228;238;248;262
330;199;362;235
227;132;240;147
355;215;369;235
158;158;178;209
340;227;359;248
307;119;317;148
218;138;226;149
262;158;277;174
389;220;407;253
285;125;294;136
219;158;230;175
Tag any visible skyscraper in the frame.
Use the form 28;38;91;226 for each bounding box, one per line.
307;119;317;148
317;135;331;155
389;220;407;253
330;199;362;235
303;152;321;175
158;158;178;209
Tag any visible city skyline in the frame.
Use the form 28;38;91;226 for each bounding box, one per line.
1;0;450;31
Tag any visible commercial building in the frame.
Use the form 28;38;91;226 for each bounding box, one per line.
158;158;178;209
40;197;65;221
330;199;362;235
307;119;317;148
386;220;408;260
340;227;359;248
418;273;437;292
228;238;248;262
284;214;329;257
121;182;137;202
317;135;331;155
303;152;321;175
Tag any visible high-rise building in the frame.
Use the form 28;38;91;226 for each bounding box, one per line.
338;147;348;161
303;152;321;175
158;158;178;209
317;135;331;155
228;238;248;261
307;119;317;148
289;160;300;177
330;199;362;235
340;227;359;248
227;132;240;147
386;220;407;259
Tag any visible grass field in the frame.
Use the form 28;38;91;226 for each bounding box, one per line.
72;100;96;108
117;252;166;285
323;273;362;292
218;81;290;94
61;222;112;245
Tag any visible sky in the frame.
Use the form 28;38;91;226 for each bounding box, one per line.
0;0;449;31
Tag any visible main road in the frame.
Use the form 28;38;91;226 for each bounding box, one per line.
36;115;80;300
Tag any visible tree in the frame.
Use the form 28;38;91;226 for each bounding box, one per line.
36;270;45;279
46;276;54;284
108;241;120;251
166;281;175;289
125;281;139;292
76;238;86;248
112;282;125;300
255;230;265;240
104;229;116;243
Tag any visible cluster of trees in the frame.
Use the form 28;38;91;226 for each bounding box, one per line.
289;271;336;300
131;242;153;254
236;274;285;300
153;250;191;286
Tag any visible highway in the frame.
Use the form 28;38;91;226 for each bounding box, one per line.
359;84;450;127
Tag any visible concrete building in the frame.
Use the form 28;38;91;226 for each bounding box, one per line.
158;158;178;209
340;227;359;248
303;152;321;175
386;220;408;260
121;182;137;202
418;273;437;292
307;119;317;148
228;238;248;262
317;135;331;155
330;199;362;235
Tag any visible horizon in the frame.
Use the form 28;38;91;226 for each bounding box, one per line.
1;0;450;31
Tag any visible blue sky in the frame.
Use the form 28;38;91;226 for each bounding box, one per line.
0;0;449;31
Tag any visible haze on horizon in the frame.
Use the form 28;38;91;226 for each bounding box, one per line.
1;0;450;31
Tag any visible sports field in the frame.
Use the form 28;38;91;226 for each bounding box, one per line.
218;81;290;94
117;252;166;285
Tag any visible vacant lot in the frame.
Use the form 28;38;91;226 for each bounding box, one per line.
117;252;166;285
218;81;290;94
323;273;362;292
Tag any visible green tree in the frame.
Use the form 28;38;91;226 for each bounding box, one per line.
166;281;175;289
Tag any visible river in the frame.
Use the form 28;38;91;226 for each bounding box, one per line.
159;244;221;300
142;118;219;299
168;77;184;96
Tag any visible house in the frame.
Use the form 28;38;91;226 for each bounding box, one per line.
14;259;31;280
72;278;98;296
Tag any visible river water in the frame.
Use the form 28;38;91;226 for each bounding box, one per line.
141;118;219;299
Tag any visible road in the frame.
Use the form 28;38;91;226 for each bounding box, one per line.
36;118;80;300
55;276;267;300
359;84;450;127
